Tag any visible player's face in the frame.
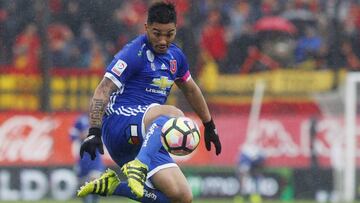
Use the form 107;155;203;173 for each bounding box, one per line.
145;22;176;54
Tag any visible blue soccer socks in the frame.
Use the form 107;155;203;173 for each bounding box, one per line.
136;116;170;166
114;181;170;202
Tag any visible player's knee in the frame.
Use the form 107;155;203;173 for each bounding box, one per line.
163;105;184;117
145;105;185;129
148;105;184;118
167;187;192;203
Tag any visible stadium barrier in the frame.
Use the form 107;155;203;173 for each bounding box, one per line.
0;110;356;201
0;67;344;112
0;166;292;201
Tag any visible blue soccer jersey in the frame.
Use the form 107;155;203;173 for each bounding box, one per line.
104;34;191;113
101;35;191;183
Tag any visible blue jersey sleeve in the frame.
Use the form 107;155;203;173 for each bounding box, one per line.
105;38;143;89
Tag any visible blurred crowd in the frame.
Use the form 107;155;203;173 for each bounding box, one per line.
0;0;359;75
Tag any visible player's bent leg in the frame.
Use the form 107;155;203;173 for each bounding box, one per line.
77;168;120;197
151;166;192;203
121;116;166;198
137;115;170;166
137;104;184;171
122;104;184;198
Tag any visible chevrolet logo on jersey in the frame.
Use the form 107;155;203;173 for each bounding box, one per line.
151;76;174;89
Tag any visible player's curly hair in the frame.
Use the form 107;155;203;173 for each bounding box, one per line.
147;1;177;25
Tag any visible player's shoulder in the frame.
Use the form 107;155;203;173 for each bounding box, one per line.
114;35;147;59
169;43;186;59
169;43;184;54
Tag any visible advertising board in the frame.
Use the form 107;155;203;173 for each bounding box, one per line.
0;112;353;167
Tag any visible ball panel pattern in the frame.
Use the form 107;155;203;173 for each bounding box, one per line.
161;116;201;156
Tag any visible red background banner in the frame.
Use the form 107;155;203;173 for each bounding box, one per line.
0;112;351;168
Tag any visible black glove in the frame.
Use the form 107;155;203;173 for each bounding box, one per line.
203;119;222;155
80;127;104;160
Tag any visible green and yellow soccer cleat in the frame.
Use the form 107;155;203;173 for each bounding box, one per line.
121;159;148;198
77;168;120;197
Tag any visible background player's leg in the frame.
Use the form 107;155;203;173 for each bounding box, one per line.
151;167;192;203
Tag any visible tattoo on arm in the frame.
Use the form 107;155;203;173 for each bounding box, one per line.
89;78;117;128
89;99;106;128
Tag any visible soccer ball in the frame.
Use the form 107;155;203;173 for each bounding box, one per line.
161;117;201;156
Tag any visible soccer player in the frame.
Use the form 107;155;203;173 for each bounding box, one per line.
235;145;265;203
69;114;105;203
77;2;221;203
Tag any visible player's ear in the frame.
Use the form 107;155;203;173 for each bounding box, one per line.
144;23;148;31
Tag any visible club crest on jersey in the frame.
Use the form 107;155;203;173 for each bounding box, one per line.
111;59;127;76
170;60;177;74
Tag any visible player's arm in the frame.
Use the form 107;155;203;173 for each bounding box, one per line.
176;78;222;155
89;77;118;128
80;77;118;160
176;78;211;123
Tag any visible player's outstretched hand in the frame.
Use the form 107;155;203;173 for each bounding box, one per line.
80;127;104;160
203;119;222;155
